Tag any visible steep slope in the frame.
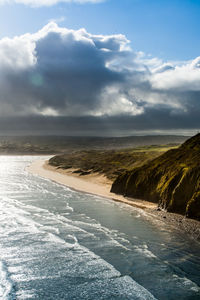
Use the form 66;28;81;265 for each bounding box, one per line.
111;134;200;219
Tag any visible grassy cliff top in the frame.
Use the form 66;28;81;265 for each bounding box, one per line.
111;134;200;220
49;144;178;180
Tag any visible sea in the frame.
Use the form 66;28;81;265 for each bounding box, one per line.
0;156;200;300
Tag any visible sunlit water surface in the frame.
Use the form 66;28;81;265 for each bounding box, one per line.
0;156;200;300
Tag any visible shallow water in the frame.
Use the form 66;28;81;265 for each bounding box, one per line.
0;156;199;300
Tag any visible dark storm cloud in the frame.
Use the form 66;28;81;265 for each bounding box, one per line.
1;108;200;136
0;23;200;134
0;25;125;116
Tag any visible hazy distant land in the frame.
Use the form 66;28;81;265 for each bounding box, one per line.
0;135;189;155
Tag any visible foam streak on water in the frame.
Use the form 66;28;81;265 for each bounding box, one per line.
0;156;200;300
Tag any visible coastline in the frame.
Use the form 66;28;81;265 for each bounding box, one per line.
27;159;157;210
27;159;200;242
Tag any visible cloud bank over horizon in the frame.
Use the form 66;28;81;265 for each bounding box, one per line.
0;22;200;135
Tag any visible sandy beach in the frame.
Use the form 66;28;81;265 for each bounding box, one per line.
27;159;200;241
27;159;157;210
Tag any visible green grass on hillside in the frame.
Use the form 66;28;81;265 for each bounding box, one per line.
49;145;177;180
111;134;200;220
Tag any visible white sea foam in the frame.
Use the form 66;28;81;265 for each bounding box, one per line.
172;274;200;293
16;289;36;299
0;261;14;300
65;204;74;212
47;232;78;247
0;156;199;300
133;244;157;258
0;198;156;299
63;217;132;250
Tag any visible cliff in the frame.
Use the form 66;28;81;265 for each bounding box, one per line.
111;134;200;220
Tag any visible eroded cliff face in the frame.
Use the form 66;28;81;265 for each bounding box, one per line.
111;134;200;220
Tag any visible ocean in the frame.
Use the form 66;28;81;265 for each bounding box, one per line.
0;156;199;300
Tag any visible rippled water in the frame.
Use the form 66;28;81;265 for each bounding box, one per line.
0;156;200;300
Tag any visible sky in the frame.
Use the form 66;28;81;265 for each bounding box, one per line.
0;0;200;136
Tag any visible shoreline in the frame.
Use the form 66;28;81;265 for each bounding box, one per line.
27;159;157;210
27;159;200;242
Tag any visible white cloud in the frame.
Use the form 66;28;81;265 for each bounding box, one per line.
48;16;66;24
97;85;144;116
0;0;104;7
0;22;136;117
151;57;200;91
0;21;199;127
0;35;36;69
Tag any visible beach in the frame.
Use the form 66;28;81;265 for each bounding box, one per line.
2;156;200;299
28;158;200;242
27;159;157;210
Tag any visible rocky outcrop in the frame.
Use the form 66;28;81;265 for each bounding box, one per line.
111;134;200;220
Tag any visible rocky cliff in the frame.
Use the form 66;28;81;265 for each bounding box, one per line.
111;134;200;219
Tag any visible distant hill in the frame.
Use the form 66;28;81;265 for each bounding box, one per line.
111;134;200;220
0;135;189;154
